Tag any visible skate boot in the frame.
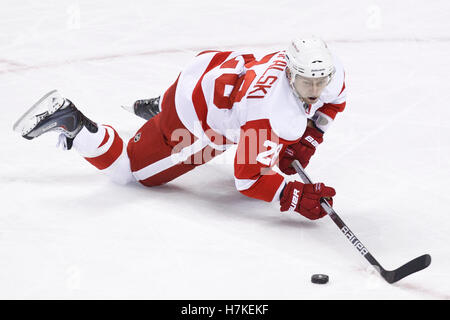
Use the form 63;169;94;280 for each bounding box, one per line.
121;96;160;121
13;90;98;149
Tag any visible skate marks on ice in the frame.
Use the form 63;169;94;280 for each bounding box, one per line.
109;161;324;238
0;58;29;71
0;44;278;74
3;37;450;74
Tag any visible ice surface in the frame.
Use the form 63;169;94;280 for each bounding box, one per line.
1;0;449;299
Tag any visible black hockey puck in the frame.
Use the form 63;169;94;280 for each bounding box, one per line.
311;274;329;284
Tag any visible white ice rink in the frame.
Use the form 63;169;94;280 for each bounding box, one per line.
1;0;449;299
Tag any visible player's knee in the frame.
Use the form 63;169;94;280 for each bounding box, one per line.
137;163;196;187
102;149;136;185
138;175;170;187
139;180;165;187
109;171;135;185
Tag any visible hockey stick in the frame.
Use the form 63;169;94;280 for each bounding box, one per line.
291;160;431;284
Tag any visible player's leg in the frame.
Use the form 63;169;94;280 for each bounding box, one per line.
126;79;224;187
121;96;161;121
71;123;134;185
14;90;135;185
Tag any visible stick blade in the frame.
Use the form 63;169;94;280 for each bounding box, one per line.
383;254;431;284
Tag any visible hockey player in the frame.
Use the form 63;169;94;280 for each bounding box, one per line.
14;36;346;221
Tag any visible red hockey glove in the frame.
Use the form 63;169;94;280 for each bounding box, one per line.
280;181;335;220
278;126;324;175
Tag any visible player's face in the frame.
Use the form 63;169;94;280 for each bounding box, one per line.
293;75;329;104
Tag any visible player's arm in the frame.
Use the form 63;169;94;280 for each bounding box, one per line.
233;121;335;220
233;123;286;202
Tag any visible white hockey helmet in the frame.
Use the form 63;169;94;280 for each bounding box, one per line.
285;37;335;102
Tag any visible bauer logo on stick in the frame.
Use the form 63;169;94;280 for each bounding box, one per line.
341;226;369;256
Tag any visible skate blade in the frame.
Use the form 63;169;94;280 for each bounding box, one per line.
120;104;135;114
13;90;65;138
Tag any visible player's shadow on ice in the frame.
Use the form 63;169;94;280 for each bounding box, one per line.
38;163;319;230
122;171;319;230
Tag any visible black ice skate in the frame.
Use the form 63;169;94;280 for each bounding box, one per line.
121;96;160;121
13;90;98;149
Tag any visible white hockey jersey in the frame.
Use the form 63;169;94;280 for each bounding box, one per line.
172;50;346;202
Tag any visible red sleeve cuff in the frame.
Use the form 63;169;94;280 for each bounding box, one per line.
317;101;346;120
238;171;285;202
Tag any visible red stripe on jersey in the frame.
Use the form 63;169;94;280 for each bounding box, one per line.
192;51;236;145
317;102;346;120
234;119;300;180
196;50;221;57
98;128;110;148
245;52;278;68
221;57;240;69
339;81;346;96
319;75;346;119
191;52;283;146
242;54;256;64
85;126;123;170
239;173;284;202
234;119;297;202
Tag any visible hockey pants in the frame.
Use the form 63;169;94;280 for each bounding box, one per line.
72;79;223;186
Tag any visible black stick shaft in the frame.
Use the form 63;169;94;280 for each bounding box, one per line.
291;160;386;274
